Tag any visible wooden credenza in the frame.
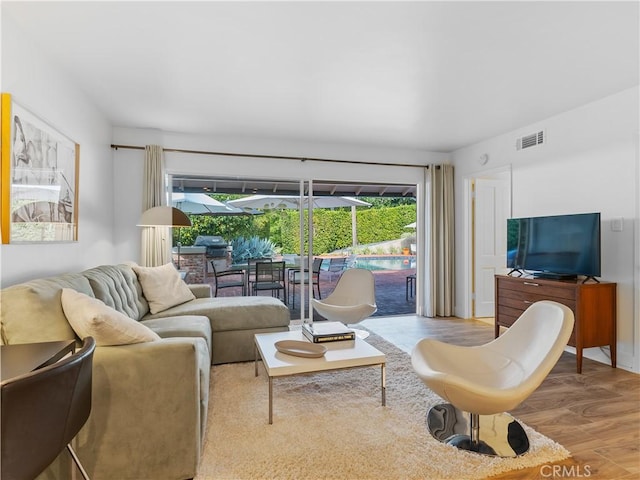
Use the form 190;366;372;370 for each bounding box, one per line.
494;274;617;373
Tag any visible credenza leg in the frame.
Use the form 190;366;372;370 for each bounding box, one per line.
611;342;617;369
576;348;583;374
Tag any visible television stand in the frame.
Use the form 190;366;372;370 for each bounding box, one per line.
495;274;617;373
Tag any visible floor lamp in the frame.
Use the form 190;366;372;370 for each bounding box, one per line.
138;206;192;268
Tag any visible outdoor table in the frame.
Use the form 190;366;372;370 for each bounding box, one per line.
230;262;297;296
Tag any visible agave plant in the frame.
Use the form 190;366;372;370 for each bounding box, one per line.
231;236;276;263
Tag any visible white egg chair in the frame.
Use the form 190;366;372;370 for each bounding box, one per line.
311;268;377;338
411;300;574;457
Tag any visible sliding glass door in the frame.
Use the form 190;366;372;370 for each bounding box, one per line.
165;146;426;317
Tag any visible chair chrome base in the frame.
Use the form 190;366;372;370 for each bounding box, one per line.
426;403;529;458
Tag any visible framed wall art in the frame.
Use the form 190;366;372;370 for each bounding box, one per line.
1;93;80;243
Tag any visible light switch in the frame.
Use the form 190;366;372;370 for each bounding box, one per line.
611;217;624;232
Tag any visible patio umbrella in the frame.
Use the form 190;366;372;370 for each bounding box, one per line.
227;194;371;211
228;194;370;249
172;193;248;215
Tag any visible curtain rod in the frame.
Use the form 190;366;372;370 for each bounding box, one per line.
110;143;433;169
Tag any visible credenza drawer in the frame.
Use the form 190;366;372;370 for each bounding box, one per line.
498;291;576;313
496;277;576;301
495;304;522;328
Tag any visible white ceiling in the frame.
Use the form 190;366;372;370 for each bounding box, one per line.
3;1;638;152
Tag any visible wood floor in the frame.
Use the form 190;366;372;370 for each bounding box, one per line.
361;314;640;480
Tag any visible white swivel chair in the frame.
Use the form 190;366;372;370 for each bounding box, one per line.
411;300;574;457
311;268;377;338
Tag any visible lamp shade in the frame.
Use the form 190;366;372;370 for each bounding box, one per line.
138;206;192;227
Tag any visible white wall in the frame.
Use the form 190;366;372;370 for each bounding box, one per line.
0;14;115;287
451;87;640;373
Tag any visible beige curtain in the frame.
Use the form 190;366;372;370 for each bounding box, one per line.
427;164;455;317
141;145;169;267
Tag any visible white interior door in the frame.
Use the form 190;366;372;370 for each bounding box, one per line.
473;174;511;318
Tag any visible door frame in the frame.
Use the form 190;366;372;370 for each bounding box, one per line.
167;167;425;318
462;165;512;319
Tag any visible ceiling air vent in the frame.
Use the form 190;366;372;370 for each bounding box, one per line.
516;130;545;150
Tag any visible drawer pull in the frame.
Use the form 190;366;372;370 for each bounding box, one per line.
523;282;540;287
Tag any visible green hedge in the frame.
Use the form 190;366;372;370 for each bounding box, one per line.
277;204;416;254
175;214;271;246
177;204;416;255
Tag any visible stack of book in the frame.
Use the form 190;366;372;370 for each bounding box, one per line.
302;321;356;343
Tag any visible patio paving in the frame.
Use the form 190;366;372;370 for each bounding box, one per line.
205;267;417;321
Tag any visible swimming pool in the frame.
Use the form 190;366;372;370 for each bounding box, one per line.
352;255;416;271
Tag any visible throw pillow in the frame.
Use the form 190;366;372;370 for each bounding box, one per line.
61;288;161;346
132;263;195;314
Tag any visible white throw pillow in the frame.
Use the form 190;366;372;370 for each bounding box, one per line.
61;288;161;346
132;263;196;314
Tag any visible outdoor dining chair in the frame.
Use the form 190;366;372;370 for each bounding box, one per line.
247;257;272;294
327;257;347;281
288;257;322;308
252;260;286;303
210;260;246;296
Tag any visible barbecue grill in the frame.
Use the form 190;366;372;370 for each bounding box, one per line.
194;235;228;258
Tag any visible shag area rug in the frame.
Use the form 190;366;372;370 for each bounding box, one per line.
195;331;570;480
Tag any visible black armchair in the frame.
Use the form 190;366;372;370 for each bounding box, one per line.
1;336;96;480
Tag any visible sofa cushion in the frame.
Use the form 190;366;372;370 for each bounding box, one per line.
133;263;196;314
61;288;161;346
188;283;212;299
0;273;93;344
82;263;150;320
142;296;290;332
140;315;212;360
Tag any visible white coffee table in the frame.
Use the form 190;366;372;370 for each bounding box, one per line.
254;330;386;424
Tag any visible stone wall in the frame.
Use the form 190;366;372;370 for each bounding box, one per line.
173;252;206;284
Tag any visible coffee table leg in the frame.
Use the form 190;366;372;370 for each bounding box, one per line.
269;376;273;424
381;363;386;406
254;343;258;377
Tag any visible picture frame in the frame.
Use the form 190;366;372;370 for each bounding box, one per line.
1;93;80;243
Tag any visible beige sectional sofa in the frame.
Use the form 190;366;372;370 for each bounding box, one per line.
0;262;290;480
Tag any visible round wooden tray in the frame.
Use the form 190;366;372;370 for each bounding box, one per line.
274;340;327;358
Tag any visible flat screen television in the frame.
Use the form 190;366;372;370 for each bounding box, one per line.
506;212;601;280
